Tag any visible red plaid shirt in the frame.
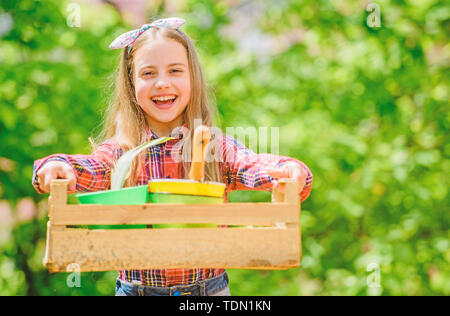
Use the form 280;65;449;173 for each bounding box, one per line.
32;124;312;286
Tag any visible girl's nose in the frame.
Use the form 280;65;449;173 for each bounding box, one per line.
155;80;170;89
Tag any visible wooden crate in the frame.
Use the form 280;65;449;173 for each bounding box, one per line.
44;179;301;272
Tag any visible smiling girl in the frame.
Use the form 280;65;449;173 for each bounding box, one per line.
32;18;312;296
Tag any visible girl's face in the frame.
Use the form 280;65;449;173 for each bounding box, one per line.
133;37;191;133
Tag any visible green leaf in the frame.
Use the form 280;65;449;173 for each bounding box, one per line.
110;137;174;190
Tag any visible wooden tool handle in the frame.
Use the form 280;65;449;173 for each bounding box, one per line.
189;125;211;181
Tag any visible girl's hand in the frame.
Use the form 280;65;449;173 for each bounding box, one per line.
36;161;77;193
266;162;307;195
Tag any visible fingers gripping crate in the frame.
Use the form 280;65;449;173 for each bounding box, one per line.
43;179;302;272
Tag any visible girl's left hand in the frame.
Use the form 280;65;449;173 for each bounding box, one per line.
265;162;307;194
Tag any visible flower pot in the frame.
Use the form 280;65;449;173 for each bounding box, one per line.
148;179;225;229
75;185;148;229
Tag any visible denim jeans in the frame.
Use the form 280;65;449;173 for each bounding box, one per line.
115;272;231;296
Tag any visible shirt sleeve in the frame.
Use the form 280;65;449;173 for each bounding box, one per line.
31;139;123;194
219;134;312;202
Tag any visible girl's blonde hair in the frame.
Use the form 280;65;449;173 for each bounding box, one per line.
93;25;223;187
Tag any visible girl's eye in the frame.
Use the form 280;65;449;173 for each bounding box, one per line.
142;69;182;76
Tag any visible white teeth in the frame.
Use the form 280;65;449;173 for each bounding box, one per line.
152;95;176;101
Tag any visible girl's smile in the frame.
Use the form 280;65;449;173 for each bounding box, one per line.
151;93;178;110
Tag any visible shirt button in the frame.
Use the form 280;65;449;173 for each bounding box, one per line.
174;291;180;296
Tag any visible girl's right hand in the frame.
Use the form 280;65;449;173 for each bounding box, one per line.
36;161;77;193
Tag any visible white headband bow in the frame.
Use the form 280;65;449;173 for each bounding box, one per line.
109;17;185;50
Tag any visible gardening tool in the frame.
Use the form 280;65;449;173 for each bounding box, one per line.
149;125;225;228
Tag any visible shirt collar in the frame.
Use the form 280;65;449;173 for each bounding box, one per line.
145;123;189;141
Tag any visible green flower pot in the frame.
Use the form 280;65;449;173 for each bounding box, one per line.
75;185;148;229
149;192;223;229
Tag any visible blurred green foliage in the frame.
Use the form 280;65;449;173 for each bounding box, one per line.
0;0;448;295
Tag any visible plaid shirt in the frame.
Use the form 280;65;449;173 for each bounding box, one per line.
32;124;312;287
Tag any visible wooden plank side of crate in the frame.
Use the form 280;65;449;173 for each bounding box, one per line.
45;226;300;272
52;202;298;226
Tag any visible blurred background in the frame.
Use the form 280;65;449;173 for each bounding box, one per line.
0;0;448;296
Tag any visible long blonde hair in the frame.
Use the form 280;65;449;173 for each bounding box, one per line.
93;25;223;187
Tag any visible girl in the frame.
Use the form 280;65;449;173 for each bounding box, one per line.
32;18;313;296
